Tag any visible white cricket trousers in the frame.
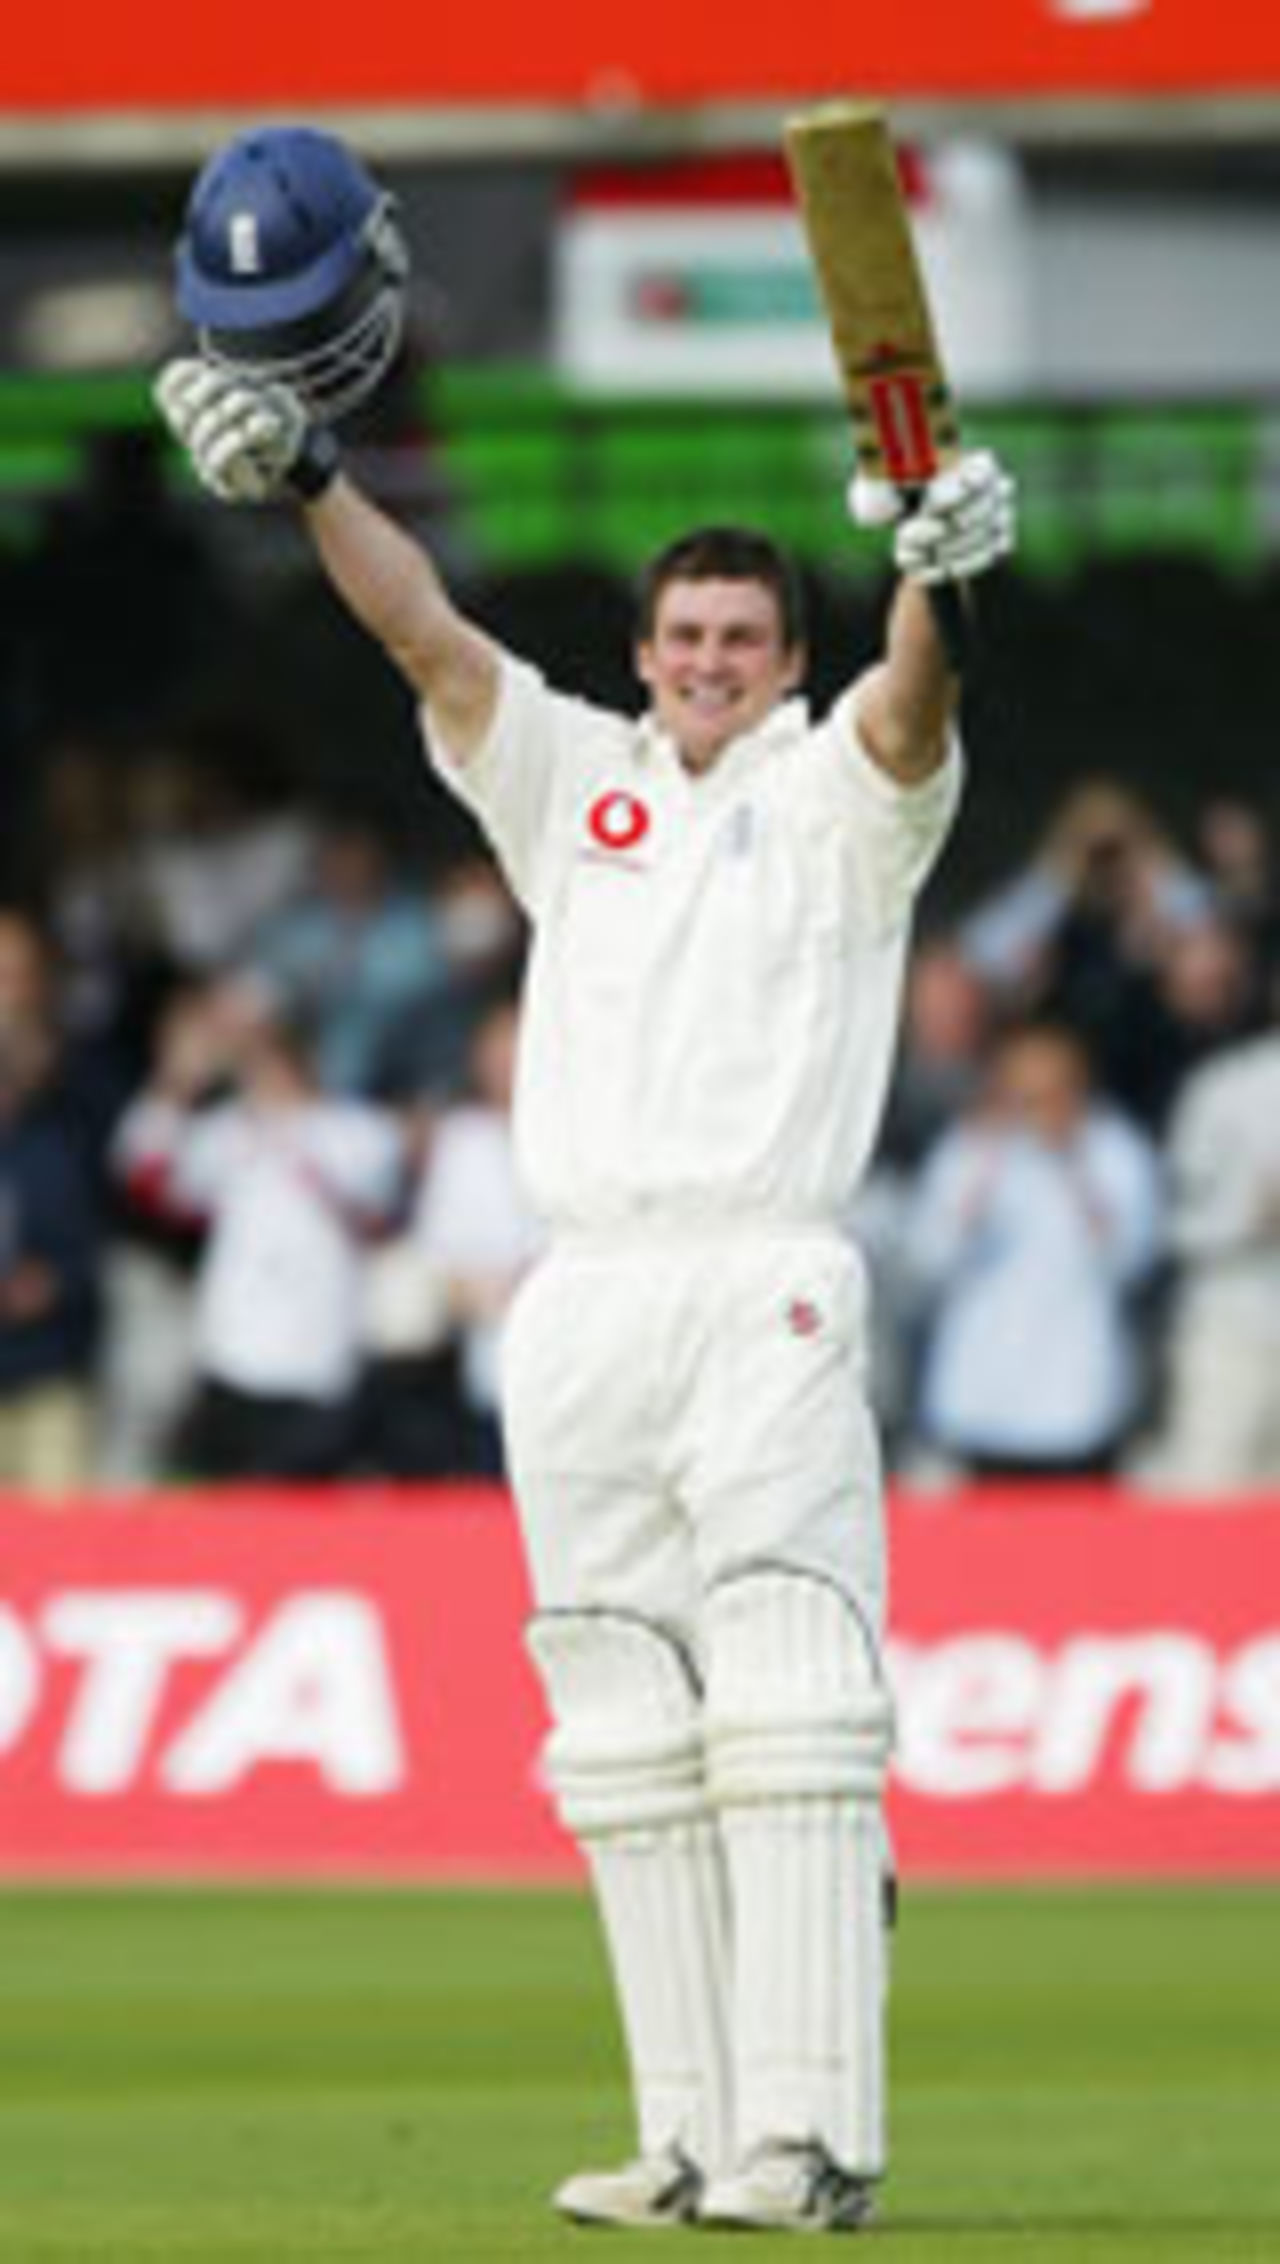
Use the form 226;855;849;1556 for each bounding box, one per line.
500;1225;886;1633
503;1225;894;2179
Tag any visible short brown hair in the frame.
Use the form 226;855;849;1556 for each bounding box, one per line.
636;525;807;649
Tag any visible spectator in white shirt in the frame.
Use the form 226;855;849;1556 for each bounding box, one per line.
113;978;404;1477
363;995;542;1474
1137;1024;1280;1490
903;1021;1163;1479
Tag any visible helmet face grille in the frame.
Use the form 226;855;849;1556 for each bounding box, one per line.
202;270;406;426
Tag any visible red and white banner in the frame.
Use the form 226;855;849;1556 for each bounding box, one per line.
2;4;1278;115
556;152;1033;401
885;1491;1280;1878
1;1487;1278;1881
0;1488;560;1881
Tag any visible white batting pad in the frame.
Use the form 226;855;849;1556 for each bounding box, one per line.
704;1567;893;2175
528;1610;733;2170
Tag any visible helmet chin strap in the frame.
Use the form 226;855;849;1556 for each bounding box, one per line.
365;195;411;288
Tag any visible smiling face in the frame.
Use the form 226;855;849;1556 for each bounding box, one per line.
635;576;804;775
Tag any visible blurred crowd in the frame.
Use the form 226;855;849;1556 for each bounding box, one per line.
0;721;533;1494
864;779;1280;1492
3;732;1280;1501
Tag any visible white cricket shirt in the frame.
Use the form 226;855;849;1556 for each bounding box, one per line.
427;654;961;1234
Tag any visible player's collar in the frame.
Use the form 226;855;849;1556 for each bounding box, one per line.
638;696;812;783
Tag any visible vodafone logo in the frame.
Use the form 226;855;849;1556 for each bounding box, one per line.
587;791;651;854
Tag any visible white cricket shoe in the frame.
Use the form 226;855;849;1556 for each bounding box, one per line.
699;2140;876;2232
552;2144;704;2228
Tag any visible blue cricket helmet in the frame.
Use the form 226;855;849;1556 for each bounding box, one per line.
175;126;410;424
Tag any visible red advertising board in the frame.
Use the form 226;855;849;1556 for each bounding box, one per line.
0;1488;561;1881
885;1491;1280;1878
2;5;1278;114
1;1487;1278;1882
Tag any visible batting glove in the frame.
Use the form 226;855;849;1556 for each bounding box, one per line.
154;357;338;505
891;449;1016;587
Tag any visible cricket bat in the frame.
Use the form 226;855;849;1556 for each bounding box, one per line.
784;102;971;666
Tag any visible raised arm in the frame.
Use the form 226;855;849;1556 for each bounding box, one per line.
850;450;1016;787
303;474;500;757
154;358;501;761
854;579;958;787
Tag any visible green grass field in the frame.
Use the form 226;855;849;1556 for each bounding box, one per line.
1;1883;1277;2261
